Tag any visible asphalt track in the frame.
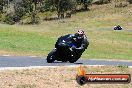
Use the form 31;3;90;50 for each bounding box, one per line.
0;56;132;68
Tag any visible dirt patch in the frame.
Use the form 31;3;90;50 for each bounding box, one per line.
0;66;132;88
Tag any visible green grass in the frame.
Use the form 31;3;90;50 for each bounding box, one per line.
0;28;56;55
0;3;131;60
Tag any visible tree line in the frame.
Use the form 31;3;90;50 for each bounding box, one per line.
0;0;131;25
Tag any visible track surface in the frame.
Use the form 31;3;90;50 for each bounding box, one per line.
0;56;132;67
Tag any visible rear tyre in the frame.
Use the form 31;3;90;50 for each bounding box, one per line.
46;49;56;63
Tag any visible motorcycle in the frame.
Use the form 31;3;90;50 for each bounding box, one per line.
46;40;81;63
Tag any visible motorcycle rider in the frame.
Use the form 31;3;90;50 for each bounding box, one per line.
114;25;122;30
55;29;89;60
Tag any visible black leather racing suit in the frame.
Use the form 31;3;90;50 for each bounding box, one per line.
55;33;89;58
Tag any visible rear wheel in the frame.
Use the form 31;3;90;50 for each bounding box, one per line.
46;49;56;63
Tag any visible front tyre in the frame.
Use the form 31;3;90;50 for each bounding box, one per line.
69;54;81;63
69;58;78;63
46;49;56;63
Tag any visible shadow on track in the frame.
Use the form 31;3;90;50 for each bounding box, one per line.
50;61;83;64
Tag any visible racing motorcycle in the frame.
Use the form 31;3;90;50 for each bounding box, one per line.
46;40;81;63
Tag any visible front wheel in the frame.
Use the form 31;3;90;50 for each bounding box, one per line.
46;49;56;63
69;58;78;63
69;54;81;63
69;56;79;63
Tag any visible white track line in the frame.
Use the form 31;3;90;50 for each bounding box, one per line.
0;65;132;71
88;59;132;62
2;55;11;56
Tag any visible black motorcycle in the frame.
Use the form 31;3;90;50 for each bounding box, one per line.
46;41;81;63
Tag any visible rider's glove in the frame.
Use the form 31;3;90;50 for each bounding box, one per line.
69;46;76;51
75;46;84;51
71;46;76;49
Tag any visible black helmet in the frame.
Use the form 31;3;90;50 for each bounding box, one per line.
75;29;85;41
77;29;85;35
